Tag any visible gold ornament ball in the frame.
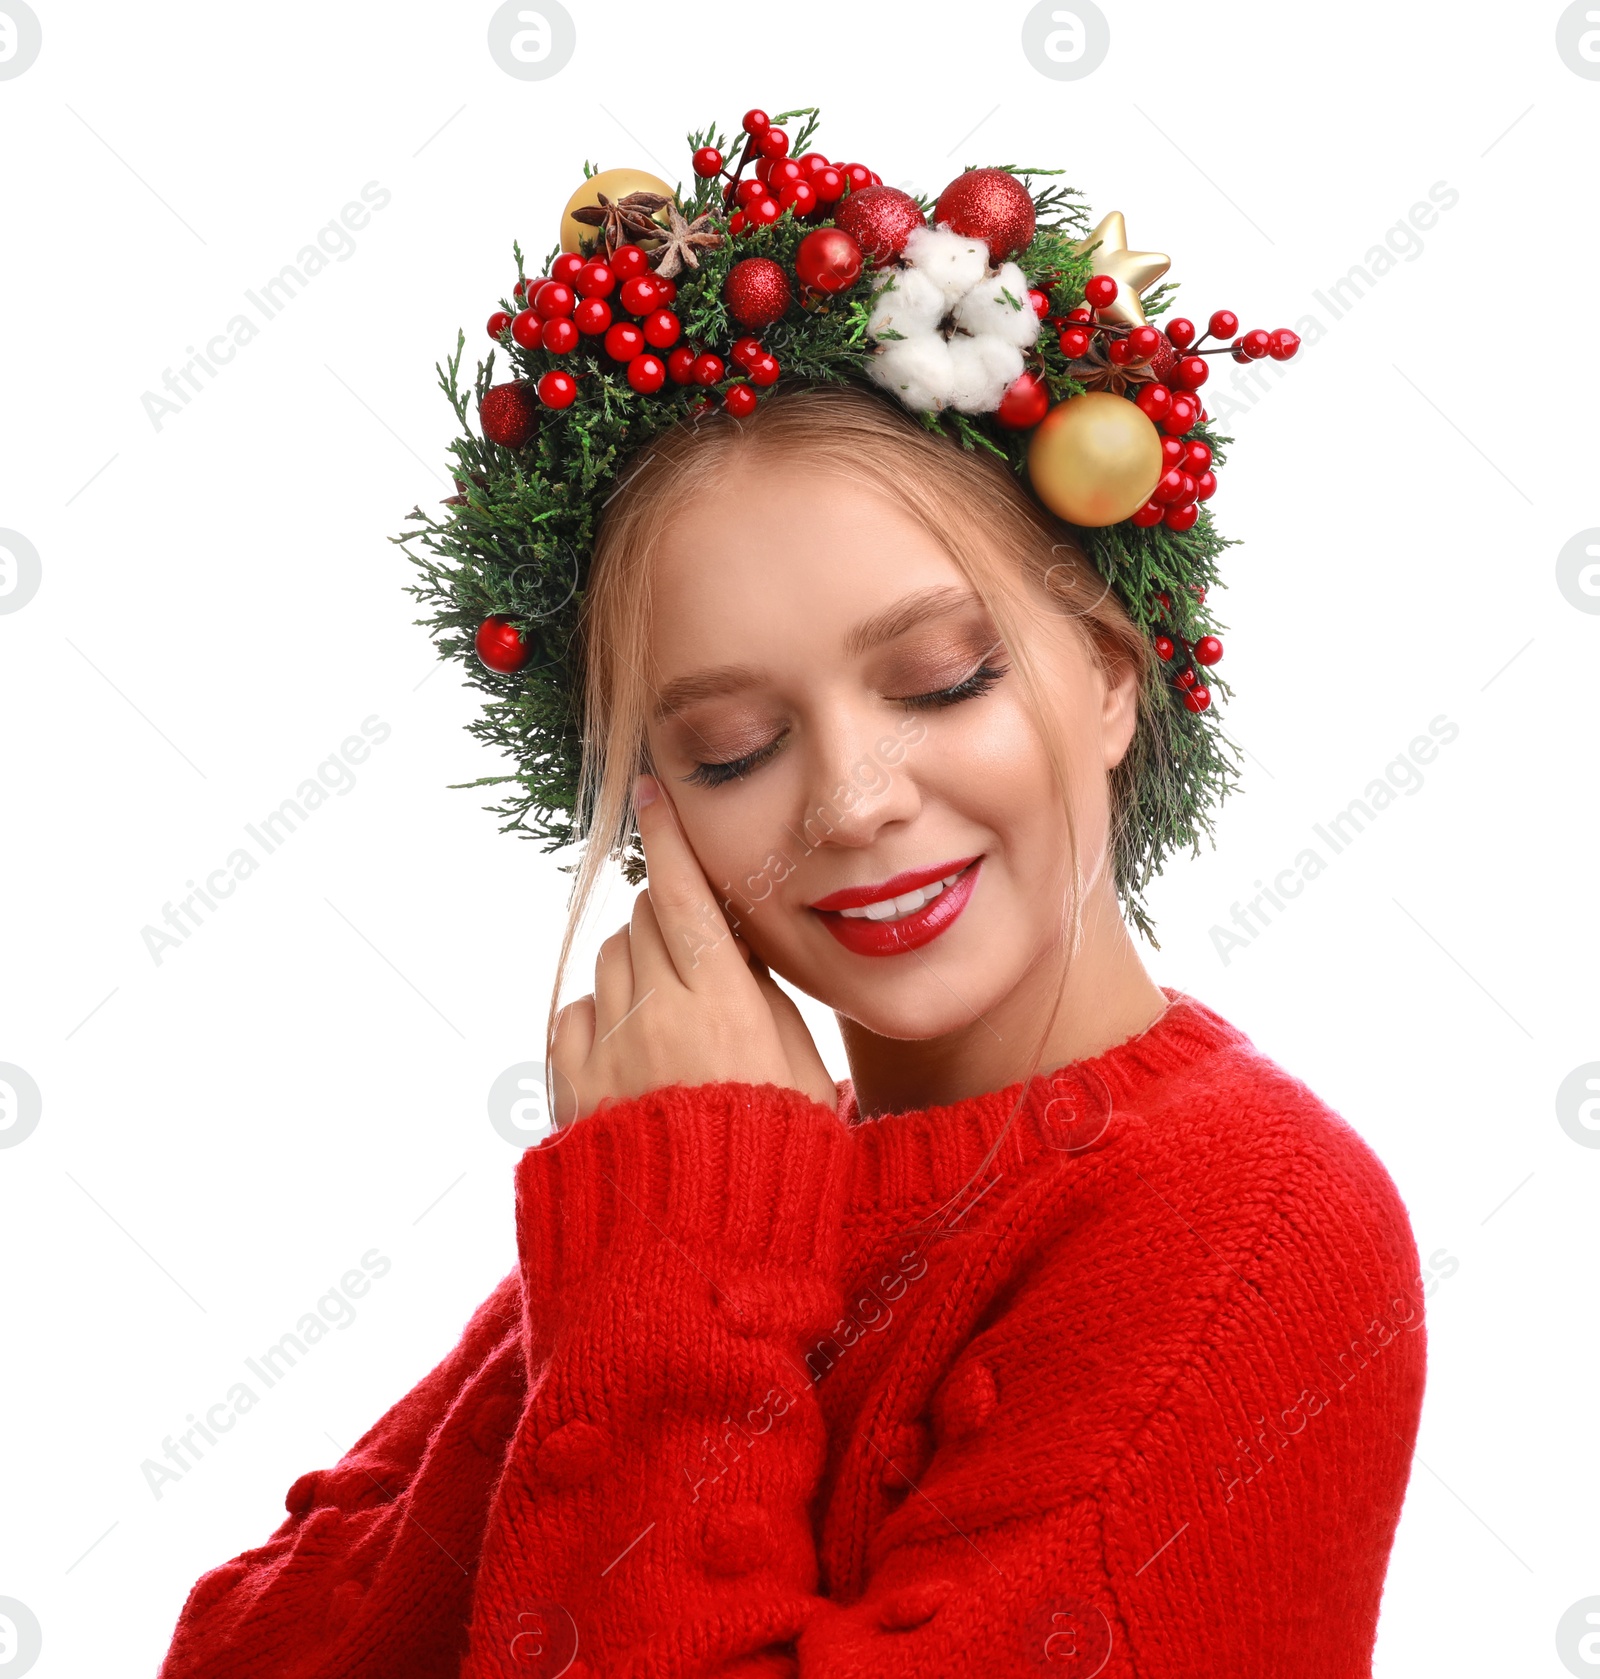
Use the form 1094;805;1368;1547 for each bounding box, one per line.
559;167;676;254
1026;393;1164;527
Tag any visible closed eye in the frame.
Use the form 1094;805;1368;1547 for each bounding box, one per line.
894;658;1009;710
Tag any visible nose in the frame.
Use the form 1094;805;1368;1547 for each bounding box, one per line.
792;705;924;852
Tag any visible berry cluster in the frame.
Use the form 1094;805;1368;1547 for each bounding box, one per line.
703;108;879;236
1148;587;1224;712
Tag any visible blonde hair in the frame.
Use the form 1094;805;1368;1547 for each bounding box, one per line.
549;382;1151;1133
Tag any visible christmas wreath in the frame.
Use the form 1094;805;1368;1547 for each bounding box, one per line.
397;105;1299;942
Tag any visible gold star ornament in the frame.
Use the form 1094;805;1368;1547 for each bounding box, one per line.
1072;211;1170;329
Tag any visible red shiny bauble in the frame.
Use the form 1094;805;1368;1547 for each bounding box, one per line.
724;381;758;417
1059;325;1091;358
840;162;873;192
1175;355;1209;390
932;167;1037;262
1161;437;1184;470
604;322;644;361
1162;395;1198;435
574;262;614;299
618;276;659;316
666;346;697;385
692;146;723;178
748;352;779;386
475;615;530;674
533;281;575;319
573;297;611;335
1166;317;1197;350
536;370;577;410
1153;634;1175;660
610;244;649;279
1127;324;1162;360
1165;502;1201;533
1136;383;1173;421
627;353;666;394
835;184;926;266
1194;635;1224;666
480;382;537;447
642;308;680;349
540;316;578;354
725;257;791;328
1195;470;1218;501
510;309;541;349
759;126;789;159
996;372;1050;430
742;109;770;137
1182;440;1212;474
795;227;864;294
1085;275;1120;309
1028;288;1050;318
730;336;764;369
1175;666;1198;688
813;166;845;205
1269;327;1301;360
551;253;584;284
1181;683;1211;713
769;158;805;190
487;310;511;340
1132;501;1166;529
691;352;725;386
746;196;780;230
1208;309;1238;339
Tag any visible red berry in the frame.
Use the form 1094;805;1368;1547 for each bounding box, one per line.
1181;440;1212;474
691;352;725;386
618;275;659;315
1028;288;1050;319
1161;437;1184;470
1107;337;1138;366
1195;470;1218;501
734;178;768;208
1085;275;1119;309
1231;338;1254;364
1194;635;1223;666
511;276;534;301
747;352;779;387
996;371;1049;430
1153;468;1188;506
794;227;864;294
540;316;578;354
1165;502;1201;533
813;166;845;205
603;321;644;362
799;151;831;177
610;244;649;279
1175;355;1209;390
475;615;530;674
692;146;723;178
536;370;577;409
742;109;770;137
480;382;537;447
551;253;584;284
841;163;872;192
754;157;772;182
868;170;883;185
1155;592;1172;610
1208;310;1238;340
730;336;764;370
729;209;749;235
1175;473;1198;506
746;195;780;229
642;308;680;349
769;157;805;190
1162;395;1198;435
1131;501;1165;529
1176;666;1197;688
574;262;614;299
533;280;575;319
1166;317;1197;350
1059;326;1091;358
487;310;511;339
1127;324;1162;360
1153;634;1175;659
573;297;612;335
511;308;541;349
1066;306;1094;323
1181;684;1211;713
1269;327;1301;360
627;353;666;394
1136;383;1172;421
778;180;817;218
1243;329;1272;359
758;126;789;159
666;346;697;385
724;381;758;417
654;277;677;305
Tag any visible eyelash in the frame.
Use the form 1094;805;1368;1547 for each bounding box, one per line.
682;659;1010;789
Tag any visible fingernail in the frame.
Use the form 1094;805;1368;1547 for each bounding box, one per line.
633;773;659;810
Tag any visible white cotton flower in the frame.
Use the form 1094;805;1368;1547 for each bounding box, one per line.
946;334;1025;413
900;224;991;305
866;266;946;340
951;261;1041;350
869;334;955;412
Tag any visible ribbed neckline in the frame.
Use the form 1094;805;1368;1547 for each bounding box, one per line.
837;986;1249;1211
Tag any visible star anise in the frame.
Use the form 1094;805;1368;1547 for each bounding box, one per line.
569;190;672;259
1065;333;1157;397
441;472;488;508
650;201;723;279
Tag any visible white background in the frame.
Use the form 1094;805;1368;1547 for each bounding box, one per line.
1;3;1596;1674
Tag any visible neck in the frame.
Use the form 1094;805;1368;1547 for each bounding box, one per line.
837;873;1168;1118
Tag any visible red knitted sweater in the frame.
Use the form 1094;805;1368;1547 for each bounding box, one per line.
156;988;1426;1678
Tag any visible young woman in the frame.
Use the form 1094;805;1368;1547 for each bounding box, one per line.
158;117;1426;1679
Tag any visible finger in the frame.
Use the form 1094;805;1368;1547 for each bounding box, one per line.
633;773;741;989
752;969;838;1110
627;887;678;993
550;996;596;1126
593;926;634;1036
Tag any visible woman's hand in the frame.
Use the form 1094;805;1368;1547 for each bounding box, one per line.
549;774;837;1126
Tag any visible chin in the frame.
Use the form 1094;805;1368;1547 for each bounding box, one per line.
780;938;1024;1044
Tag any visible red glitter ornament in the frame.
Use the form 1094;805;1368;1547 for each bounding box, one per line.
794;227;863;294
932;167;1037;262
475;615;530;675
480;383;537;448
834;185;926;267
724;258;791;329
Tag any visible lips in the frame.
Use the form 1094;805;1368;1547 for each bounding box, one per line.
811;857;981;957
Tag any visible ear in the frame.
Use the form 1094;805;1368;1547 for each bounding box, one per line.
1100;651;1142;772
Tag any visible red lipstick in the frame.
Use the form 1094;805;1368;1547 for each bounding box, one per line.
810;856;981;957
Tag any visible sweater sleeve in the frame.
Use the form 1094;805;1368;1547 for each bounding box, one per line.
157;1267;528;1679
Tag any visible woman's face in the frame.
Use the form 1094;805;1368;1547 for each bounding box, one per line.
641;457;1140;1040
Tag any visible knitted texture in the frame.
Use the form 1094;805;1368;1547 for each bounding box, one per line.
155;989;1426;1678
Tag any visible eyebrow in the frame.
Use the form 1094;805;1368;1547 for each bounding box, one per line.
650;585;983;723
